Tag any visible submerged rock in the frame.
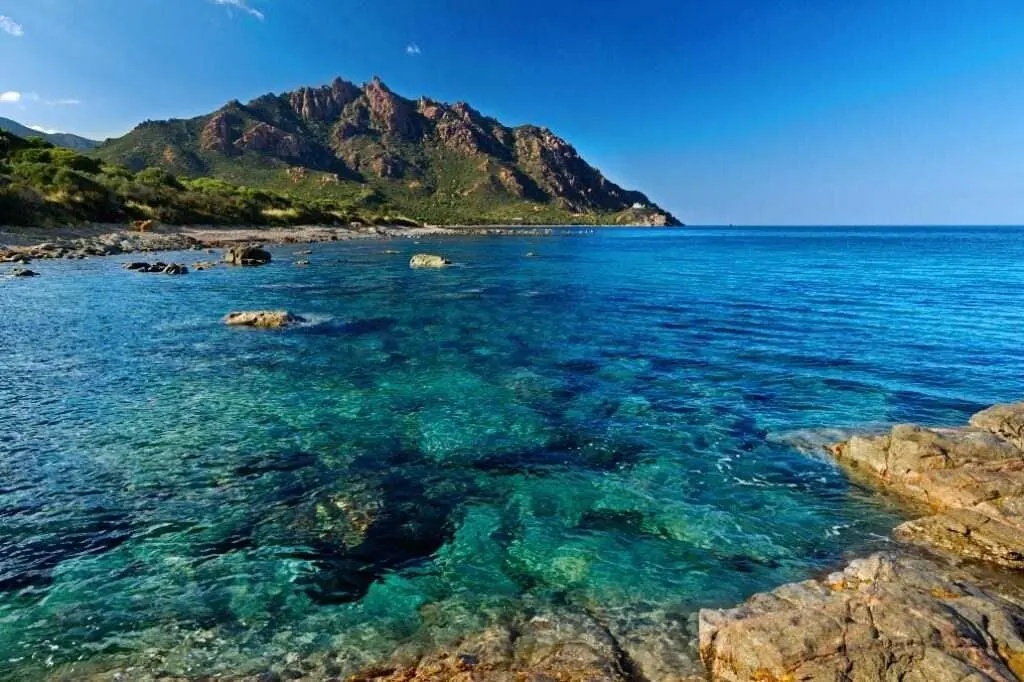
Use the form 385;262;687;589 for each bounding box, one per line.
224;245;272;266
409;253;451;269
699;552;1024;682
223;310;305;328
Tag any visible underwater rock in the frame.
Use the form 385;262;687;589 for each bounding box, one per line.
409;254;450;269
224;244;272;266
223;310;305;328
700;552;1024;682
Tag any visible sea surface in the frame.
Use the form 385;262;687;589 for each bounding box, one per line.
1;227;1022;679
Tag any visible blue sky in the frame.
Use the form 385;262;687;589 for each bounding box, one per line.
1;0;1022;225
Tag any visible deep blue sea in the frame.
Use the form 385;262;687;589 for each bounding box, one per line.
1;227;1022;679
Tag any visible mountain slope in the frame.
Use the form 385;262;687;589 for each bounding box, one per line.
0;117;98;151
94;77;679;226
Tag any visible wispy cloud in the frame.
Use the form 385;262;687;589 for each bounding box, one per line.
406;43;422;56
47;98;81;106
212;0;264;21
0;91;22;103
0;16;24;37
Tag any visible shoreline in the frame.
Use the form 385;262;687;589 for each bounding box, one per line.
0;223;574;261
700;402;1024;681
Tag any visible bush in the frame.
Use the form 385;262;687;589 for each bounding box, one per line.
135;167;183;189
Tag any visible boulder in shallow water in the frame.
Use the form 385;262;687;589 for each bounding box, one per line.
224;245;272;266
11;267;38;277
409;253;450;269
223;310;305;329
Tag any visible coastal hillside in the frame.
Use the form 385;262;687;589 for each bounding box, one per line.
0;130;394;226
93;76;679;226
0;116;98;152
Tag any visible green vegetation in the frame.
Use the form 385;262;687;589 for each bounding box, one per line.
0;131;384;227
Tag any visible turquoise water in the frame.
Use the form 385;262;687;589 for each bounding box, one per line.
1;227;1022;678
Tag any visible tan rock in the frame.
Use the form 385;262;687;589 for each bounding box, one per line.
223;310;304;329
699;552;1024;682
409;254;451;269
223;245;272;266
972;402;1024;450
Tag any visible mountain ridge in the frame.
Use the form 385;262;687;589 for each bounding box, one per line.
94;76;680;226
0;117;99;152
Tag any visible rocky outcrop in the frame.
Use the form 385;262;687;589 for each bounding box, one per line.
829;413;1024;569
199;111;234;153
700;402;1024;681
10;267;38;277
234;123;309;160
700;552;1024;681
223;245;272;266
363;76;421;140
972;403;1024;450
409;254;450;269
223;310;305;329
288;77;361;123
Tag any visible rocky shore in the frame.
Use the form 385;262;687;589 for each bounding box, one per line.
0;223;559;263
701;402;1024;681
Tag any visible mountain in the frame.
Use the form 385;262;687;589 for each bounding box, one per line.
0;117;98;152
93;77;679;226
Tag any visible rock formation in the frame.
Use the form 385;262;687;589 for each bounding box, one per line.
409;253;451;269
700;402;1024;681
223;310;305;329
223;245;272;266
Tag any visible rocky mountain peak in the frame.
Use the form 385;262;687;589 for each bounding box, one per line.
94;75;681;225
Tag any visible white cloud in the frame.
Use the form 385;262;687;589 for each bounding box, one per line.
47;98;81;106
212;0;264;21
406;43;421;56
0;91;22;103
0;16;24;37
29;125;59;135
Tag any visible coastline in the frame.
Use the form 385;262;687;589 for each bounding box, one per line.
700;402;1024;681
0;223;572;260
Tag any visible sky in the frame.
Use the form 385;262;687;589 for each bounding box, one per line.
1;0;1022;225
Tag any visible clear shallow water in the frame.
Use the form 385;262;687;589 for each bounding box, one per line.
1;227;1022;678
